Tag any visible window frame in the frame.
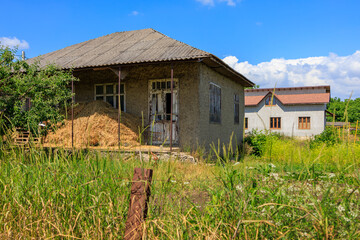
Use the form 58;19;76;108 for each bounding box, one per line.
265;95;276;106
234;94;240;124
209;82;221;124
244;117;248;129
270;117;281;129
298;117;311;130
94;83;126;112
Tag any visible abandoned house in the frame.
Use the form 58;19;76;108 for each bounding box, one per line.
244;85;331;137
28;28;254;148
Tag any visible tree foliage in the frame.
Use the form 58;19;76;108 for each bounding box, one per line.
327;97;360;123
0;46;77;135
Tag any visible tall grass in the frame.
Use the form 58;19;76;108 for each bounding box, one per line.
0;131;359;238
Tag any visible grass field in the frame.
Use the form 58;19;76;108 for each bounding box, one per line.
0;135;359;239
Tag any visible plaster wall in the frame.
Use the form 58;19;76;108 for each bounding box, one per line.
245;98;326;137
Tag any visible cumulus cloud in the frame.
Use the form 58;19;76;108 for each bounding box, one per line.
223;51;360;99
130;10;139;16
0;37;29;49
196;0;237;7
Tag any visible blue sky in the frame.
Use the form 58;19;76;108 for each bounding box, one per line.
1;0;360;98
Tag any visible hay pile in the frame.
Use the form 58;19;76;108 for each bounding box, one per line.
45;101;141;147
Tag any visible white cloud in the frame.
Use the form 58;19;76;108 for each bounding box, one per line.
220;0;236;6
223;51;360;99
0;37;29;49
196;0;237;7
130;10;139;16
196;0;215;6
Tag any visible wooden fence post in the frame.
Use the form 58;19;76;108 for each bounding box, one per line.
124;168;153;240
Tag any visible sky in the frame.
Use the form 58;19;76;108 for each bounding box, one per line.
1;0;359;99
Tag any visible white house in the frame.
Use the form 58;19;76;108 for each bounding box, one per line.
244;86;331;137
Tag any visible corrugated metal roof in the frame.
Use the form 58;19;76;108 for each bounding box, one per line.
27;28;254;87
27;28;211;69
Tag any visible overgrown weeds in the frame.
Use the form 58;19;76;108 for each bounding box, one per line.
0;130;359;238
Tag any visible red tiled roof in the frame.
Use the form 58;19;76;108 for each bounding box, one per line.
245;92;330;106
245;95;267;106
245;85;330;93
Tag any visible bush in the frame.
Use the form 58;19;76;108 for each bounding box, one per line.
244;130;282;156
310;127;339;148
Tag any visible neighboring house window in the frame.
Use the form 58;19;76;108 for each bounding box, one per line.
265;96;276;106
95;83;125;111
299;117;311;129
209;83;221;123
22;98;31;112
270;117;281;129
244;117;248;129
234;94;240;124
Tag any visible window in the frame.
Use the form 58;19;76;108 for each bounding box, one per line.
95;83;125;111
270;117;281;129
265;96;276;106
209;83;221;123
299;117;311;129
244;117;248;129
22;98;31;112
234;94;240;124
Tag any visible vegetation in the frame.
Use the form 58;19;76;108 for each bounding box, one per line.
0;46;359;239
0;46;76;135
327;97;360;123
0;127;359;239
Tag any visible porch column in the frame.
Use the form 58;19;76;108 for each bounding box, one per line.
71;78;74;149
170;64;173;152
118;67;121;148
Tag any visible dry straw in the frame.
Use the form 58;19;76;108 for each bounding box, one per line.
45;101;141;147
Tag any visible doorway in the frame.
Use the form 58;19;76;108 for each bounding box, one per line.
149;79;178;145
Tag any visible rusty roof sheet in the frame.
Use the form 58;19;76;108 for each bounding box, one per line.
245;92;330;106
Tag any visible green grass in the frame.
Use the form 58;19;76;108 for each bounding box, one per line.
0;139;359;239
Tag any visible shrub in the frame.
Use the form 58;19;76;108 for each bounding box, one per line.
310;127;339;148
244;129;282;156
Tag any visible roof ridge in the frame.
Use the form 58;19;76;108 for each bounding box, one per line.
149;28;210;55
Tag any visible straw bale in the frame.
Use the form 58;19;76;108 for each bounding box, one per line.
45;101;141;147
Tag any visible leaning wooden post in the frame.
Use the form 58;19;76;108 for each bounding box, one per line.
354;120;358;144
124;168;153;240
118;67;121;149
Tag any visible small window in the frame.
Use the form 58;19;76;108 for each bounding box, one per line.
234;94;240;124
270;117;281;129
209;83;221;123
244;117;248;129
299;117;310;129
265;96;276;106
22;98;31;112
95;83;125;111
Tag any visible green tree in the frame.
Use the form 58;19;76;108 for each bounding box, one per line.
326;97;360;122
0;46;77;136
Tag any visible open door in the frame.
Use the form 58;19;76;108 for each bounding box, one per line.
149;79;178;145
